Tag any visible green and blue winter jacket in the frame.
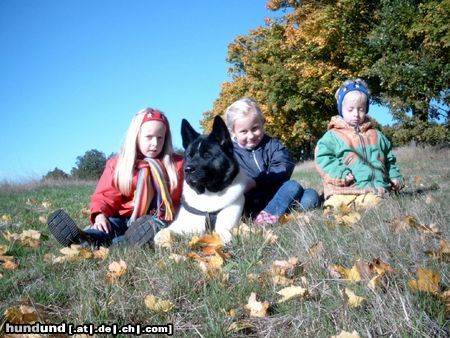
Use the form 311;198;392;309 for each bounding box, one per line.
315;116;403;199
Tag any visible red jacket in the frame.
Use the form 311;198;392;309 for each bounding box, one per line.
89;154;184;224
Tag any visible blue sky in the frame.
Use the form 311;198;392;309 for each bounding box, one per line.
0;0;393;182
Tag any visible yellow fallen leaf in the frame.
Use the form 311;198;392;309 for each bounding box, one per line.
441;289;449;315
367;274;384;291
271;257;302;278
26;198;38;206
263;229;278;244
369;258;394;275
93;247;109;261
343;288;365;308
0;244;7;255
3;259;19;270
1;214;12;222
38;215;47;224
105;259;128;284
231;222;253;236
414;176;423;186
331;330;361;338
335;211;361;227
227;320;256;334
156;228;173;248
407;266;440;295
144;294;174;313
425;240;450;262
244;292;269;318
60;244;93;261
41;201;52;209
330;263;361;282
277;285;308;303
3;305;41;324
189;232;224;255
168;253;186;263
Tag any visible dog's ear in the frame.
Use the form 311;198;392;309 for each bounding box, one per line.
209;116;232;149
181;119;200;149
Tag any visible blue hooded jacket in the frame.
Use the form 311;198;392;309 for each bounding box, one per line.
233;135;295;211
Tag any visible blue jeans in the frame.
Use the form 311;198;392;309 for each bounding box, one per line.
264;180;319;216
84;217;129;247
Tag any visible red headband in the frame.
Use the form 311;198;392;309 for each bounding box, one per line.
140;109;169;129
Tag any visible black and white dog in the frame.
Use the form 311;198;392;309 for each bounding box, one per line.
154;116;246;243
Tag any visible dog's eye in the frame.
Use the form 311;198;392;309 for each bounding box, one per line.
203;152;212;159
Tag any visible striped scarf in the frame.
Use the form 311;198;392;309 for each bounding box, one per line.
130;158;174;223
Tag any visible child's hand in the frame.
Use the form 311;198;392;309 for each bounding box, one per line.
92;213;112;233
345;173;354;185
391;178;404;191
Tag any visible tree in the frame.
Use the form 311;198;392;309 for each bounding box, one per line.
42;167;69;181
202;0;449;157
71;149;106;180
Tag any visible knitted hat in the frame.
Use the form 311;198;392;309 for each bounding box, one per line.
336;81;370;116
140;108;169;129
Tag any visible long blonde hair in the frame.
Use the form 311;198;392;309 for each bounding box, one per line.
114;108;179;196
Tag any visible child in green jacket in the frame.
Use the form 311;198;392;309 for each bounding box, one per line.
315;79;404;208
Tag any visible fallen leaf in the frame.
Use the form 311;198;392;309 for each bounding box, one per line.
144;294;174;313
41;201;52;209
1;214;12;222
367;274;384;291
93;247;109;261
0;244;7;255
105;259;128;284
227;320;256;334
3;259;19;270
168;253;187;263
308;241;324;257
60;244;93;261
38;215;47;224
277;285;308;303
330;263;361;282
156;228;173;248
262;229;278;244
231;222;253;237
414;176;423;186
3;305;42;324
26;198;38;206
407;266;440;295
244;292;269;318
331;330;361;338
425;195;435;205
189;232;224;255
441;289;450;315
425;240;450;262
369;258;394;275
335;211;361;227
390;215;419;233
343;288;365;308
79;207;91;218
271;257;302;278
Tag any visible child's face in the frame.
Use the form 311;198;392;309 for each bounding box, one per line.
138;121;166;158
341;91;368;126
231;113;265;149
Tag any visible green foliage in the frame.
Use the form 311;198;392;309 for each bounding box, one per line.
42;167;69;181
71;149;106;180
383;119;450;146
202;0;449;157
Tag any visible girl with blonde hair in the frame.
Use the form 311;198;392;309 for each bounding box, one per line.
48;108;184;247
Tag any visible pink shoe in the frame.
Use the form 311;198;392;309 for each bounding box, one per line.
255;210;279;225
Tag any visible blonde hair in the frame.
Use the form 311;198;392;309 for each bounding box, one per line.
114;108;179;196
224;97;264;131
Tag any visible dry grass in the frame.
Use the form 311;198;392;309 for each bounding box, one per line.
0;145;448;337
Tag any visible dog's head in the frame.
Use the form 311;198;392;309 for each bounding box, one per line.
181;116;239;194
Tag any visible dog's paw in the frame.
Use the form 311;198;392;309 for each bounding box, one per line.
216;229;232;244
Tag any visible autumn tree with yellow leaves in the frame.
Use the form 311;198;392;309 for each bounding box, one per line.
202;0;449;158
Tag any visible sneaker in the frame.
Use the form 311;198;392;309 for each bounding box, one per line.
121;215;163;247
254;210;279;225
47;209;83;246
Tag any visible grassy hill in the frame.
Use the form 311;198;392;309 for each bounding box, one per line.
0;145;448;337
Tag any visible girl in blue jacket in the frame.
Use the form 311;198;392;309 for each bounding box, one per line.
224;98;319;225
